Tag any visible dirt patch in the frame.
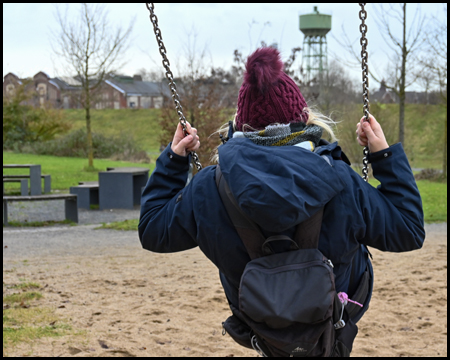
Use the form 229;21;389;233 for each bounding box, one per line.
3;224;447;357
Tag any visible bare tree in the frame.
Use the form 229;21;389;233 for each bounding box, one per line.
415;67;435;105
418;4;447;177
336;3;426;147
375;4;426;145
51;3;134;170
135;68;164;82
315;60;359;112
159;32;233;168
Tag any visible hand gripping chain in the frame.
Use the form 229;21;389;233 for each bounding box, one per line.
359;3;370;181
146;3;202;171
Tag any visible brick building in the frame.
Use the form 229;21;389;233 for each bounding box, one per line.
10;72;438;108
3;71;81;109
3;71;165;110
97;74;165;109
51;76;83;109
371;80;441;105
3;72;23;98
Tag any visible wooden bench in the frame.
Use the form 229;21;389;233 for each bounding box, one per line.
3;194;78;226
70;182;99;209
3;179;28;196
3;174;51;194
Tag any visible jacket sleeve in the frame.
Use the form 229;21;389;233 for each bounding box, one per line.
358;142;425;252
138;144;198;253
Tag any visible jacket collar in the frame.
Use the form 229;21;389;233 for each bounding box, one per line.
315;140;351;166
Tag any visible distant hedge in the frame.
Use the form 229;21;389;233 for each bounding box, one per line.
24;129;150;163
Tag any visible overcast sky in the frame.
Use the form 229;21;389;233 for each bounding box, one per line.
3;3;446;91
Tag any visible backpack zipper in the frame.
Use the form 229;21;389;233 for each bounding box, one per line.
246;259;334;276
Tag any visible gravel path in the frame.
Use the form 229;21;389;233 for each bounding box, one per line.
4;199;140;225
3;199;447;263
3;223;143;263
3;200;142;262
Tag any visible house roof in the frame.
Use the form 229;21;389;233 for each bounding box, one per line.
3;72;23;85
106;77;164;97
48;80;60;90
51;77;82;91
33;71;51;79
57;76;82;86
105;80;126;94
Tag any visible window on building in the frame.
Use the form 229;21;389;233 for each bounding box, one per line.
153;96;163;109
6;84;15;96
37;83;47;96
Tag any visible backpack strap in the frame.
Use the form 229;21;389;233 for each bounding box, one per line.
215;164;324;258
215;164;266;259
293;207;324;249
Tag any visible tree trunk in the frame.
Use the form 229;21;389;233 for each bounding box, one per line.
84;6;94;170
398;3;407;145
85;78;94;169
444;111;447;178
398;92;405;145
86;104;94;168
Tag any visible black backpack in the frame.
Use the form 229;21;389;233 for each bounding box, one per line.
215;164;359;357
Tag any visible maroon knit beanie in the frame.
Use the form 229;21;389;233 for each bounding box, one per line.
236;47;308;131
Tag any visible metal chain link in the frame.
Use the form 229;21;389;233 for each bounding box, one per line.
145;3;202;171
359;3;370;182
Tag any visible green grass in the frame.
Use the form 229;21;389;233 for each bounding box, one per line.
401;104;447;169
4;219;76;228
3;151;154;191
3;291;42;304
366;103;446;169
63;108;163;153
95;218;139;231
417;180;447;223
60;105;447;170
3;322;72;349
3;281;77;352
10;282;41;290
3;303;72;350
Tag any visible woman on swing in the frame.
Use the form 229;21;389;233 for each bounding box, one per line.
139;47;425;356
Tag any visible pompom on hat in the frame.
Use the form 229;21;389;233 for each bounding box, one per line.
236;47;308;131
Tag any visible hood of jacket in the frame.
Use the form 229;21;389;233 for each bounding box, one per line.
218;137;347;233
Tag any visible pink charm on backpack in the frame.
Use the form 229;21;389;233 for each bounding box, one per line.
338;292;363;307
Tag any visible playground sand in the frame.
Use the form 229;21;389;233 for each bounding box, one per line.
3;224;447;357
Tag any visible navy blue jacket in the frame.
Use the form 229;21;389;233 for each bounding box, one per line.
139;138;425;324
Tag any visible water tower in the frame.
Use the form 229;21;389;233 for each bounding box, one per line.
299;6;332;86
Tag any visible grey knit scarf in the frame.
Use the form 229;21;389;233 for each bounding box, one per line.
233;122;323;148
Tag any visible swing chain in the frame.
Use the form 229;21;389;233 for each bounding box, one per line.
359;3;370;182
145;3;202;171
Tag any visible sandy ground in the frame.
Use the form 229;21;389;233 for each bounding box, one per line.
3;223;447;357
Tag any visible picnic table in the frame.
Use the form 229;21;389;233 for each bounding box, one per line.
3;164;42;195
70;182;99;209
98;167;149;210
